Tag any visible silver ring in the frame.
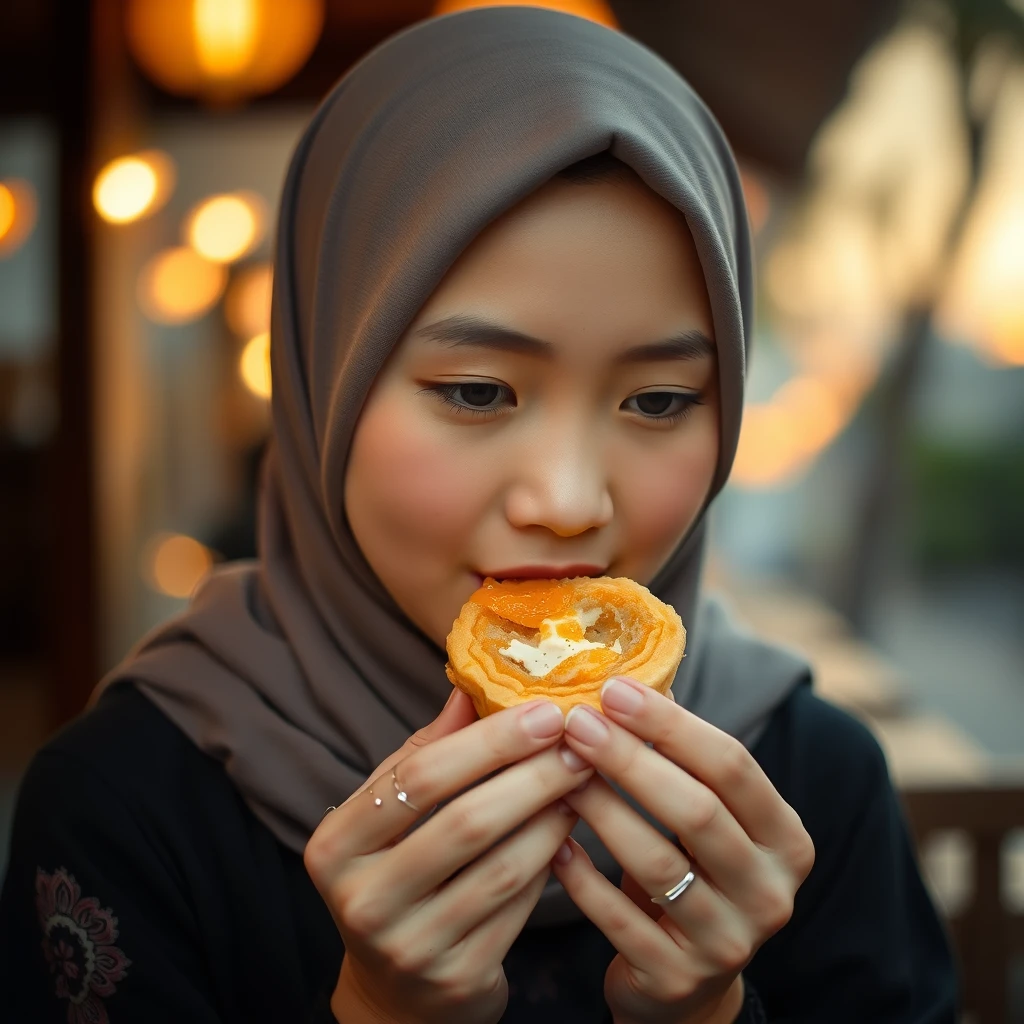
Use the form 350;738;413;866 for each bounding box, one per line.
651;869;696;906
390;770;423;813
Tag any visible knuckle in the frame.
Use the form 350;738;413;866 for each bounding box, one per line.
303;830;341;885
486;854;527;902
647;846;687;891
339;885;388;938
447;801;494;850
436;966;501;1007
684;790;720;832
752;885;794;934
717;738;752;787
790;829;816;878
711;930;754;972
380;938;433;977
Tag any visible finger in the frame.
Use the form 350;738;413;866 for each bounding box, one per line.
562;776;700;899
563;704;759;895
324;698;570;858
563;775;752;940
599;677;800;848
447;866;551;976
550;837;681;976
372;741;593;908
554;839;759;999
342;688;477;807
397;800;578;951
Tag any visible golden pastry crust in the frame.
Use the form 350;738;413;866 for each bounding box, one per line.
445;576;685;717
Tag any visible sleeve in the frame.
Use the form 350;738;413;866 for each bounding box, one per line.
0;748;341;1024
746;701;959;1023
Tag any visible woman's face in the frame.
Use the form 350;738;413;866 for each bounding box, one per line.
345;171;720;647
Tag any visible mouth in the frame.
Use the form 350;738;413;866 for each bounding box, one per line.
473;563;608;586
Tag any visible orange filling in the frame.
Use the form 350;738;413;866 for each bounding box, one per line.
470;577;576;629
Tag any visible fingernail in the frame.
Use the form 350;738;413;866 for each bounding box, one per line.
553;840;573;865
601;677;644;714
565;705;609;744
559;743;589;772
521;701;564;738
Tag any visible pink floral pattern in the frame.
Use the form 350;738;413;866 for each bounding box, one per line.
35;866;132;1024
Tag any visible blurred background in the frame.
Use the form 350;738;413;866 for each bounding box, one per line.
0;0;1021;1019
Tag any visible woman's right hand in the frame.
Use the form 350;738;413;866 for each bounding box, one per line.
303;688;594;1024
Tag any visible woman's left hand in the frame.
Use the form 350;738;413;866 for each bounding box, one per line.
552;676;815;1024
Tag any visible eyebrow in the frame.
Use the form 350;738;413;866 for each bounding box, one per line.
414;314;715;364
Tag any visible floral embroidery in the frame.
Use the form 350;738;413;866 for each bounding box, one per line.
35;866;132;1024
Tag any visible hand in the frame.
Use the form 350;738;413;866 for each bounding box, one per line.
551;676;815;1024
303;689;594;1024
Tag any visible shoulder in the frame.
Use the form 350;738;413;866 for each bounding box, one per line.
751;682;892;826
14;682;237;836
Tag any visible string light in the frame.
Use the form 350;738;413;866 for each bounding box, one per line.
239;331;272;398
185;192;264;263
138;246;228;324
144;533;214;598
93;152;175;224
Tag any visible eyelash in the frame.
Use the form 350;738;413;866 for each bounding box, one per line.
419;382;703;425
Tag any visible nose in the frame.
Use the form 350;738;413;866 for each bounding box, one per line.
503;426;613;538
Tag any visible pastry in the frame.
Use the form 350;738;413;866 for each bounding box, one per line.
445;576;685;717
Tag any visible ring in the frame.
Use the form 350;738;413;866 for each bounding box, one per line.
364;769;424;813
322;767;426;821
390;769;423;813
651;869;696;906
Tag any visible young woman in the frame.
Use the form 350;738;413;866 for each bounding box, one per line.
0;8;956;1023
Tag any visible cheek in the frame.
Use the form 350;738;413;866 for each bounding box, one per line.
345;396;485;558
615;416;719;561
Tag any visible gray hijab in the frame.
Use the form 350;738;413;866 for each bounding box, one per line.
90;7;809;927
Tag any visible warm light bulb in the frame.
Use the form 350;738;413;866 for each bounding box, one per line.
433;0;617;29
193;0;259;78
138;246;228;324
225;262;273;337
0;179;38;257
145;532;214;598
186;193;263;263
93;152;174;224
240;331;272;398
0;183;15;241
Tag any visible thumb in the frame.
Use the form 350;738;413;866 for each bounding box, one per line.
346;689;478;806
408;687;478;748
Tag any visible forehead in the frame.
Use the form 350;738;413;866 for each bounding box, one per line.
406;174;714;350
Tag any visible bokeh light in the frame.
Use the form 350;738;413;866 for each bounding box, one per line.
194;0;258;78
731;373;859;490
225;262;273;338
240;331;272;398
0;179;38;258
126;0;325;102
138;246;228;324
93;151;175;224
185;192;264;263
0;184;15;239
144;533;214;598
433;0;618;29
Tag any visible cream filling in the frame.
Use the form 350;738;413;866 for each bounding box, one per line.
500;607;621;677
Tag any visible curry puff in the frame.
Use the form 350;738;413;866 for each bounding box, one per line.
445;576;685;718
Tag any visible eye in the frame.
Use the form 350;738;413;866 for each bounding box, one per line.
621;390;703;423
420;381;516;417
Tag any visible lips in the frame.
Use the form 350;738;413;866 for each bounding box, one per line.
477;563;608;582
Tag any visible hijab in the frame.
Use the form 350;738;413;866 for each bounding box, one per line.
90;6;810;927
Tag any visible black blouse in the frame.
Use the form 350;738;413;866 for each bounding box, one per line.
0;679;958;1022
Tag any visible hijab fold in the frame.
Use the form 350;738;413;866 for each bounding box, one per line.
91;7;809;927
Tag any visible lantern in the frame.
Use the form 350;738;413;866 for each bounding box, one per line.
126;0;325;103
433;0;617;30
